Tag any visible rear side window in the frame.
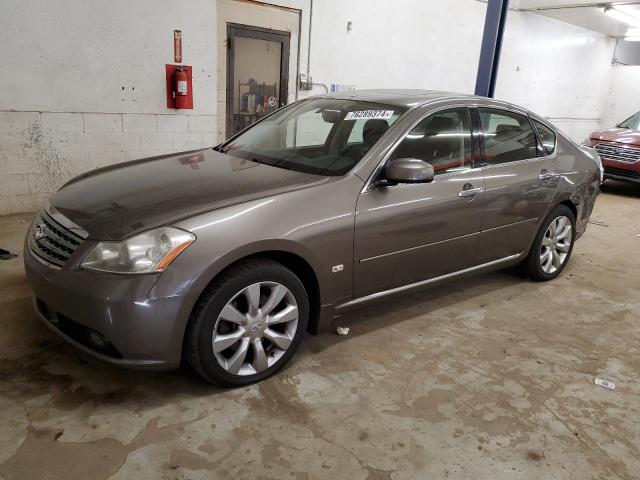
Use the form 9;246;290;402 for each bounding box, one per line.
389;108;473;176
533;120;556;155
479;109;538;164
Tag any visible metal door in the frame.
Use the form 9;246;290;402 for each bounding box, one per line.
226;24;290;138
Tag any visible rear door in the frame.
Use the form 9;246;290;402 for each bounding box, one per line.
474;108;559;264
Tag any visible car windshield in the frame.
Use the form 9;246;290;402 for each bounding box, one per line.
222;98;407;176
619;111;640;130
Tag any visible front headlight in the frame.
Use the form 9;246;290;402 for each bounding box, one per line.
81;227;195;274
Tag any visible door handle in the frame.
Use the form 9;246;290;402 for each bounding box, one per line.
458;186;484;198
539;170;556;181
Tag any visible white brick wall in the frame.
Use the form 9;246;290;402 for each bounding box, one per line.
157;115;189;133
84;113;122;133
0;111;216;215
123;114;157;132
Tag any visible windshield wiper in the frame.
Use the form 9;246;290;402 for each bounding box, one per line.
251;158;269;165
251;158;294;171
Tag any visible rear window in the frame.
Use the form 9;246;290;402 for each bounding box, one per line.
479;109;538;164
533;120;556;155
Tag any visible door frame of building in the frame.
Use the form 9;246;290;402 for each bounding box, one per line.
226;23;290;138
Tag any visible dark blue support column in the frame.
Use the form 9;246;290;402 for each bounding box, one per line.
475;0;509;98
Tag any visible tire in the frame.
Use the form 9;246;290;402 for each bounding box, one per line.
185;258;309;386
520;205;576;281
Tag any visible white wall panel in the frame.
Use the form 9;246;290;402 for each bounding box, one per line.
495;11;615;141
0;0;217;114
304;0;485;94
601;66;640;130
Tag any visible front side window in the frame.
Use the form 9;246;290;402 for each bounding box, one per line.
223;98;407;176
619;111;640;130
389;108;473;176
479;109;538;164
533;120;556;155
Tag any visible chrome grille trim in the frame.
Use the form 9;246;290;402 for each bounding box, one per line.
595;143;640;164
44;203;89;239
29;210;84;268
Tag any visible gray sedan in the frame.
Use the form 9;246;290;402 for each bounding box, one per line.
24;90;601;385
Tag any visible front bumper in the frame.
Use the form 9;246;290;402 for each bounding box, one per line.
603;166;640;184
24;241;198;370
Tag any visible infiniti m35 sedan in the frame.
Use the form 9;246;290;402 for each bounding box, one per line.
25;90;601;385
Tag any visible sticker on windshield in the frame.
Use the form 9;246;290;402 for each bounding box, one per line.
345;110;394;121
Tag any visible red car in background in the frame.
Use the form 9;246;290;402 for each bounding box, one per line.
587;111;640;185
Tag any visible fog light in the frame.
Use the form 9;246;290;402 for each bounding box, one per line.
88;331;107;349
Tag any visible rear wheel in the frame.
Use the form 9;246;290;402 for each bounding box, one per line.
185;259;309;386
521;205;576;281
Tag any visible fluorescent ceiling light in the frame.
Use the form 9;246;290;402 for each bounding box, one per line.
615;4;640;21
605;6;640;26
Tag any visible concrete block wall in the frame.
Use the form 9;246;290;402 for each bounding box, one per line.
0;111;216;214
0;0;217;215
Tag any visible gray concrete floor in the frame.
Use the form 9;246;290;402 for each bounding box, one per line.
1;183;639;480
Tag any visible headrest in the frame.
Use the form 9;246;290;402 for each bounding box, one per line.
363;119;390;146
425;116;457;132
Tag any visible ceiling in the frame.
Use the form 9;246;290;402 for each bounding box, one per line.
513;1;640;37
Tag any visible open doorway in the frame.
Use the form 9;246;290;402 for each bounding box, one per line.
216;0;301;142
226;24;290;137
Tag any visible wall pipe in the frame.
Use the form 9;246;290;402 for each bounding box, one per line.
475;0;509;98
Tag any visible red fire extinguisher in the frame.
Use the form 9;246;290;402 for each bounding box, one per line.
173;66;189;109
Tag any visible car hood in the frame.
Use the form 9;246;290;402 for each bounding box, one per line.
590;127;640;146
50;149;329;240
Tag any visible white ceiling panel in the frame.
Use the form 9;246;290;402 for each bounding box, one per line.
514;1;640;37
517;0;613;8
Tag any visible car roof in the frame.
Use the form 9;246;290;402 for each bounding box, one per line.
313;89;535;115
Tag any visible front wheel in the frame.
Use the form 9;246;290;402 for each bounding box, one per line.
185;259;309;386
521;205;576;281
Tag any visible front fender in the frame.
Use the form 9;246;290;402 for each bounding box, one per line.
148;175;362;308
149;237;324;300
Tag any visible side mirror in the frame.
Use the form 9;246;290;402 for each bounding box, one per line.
385;158;435;184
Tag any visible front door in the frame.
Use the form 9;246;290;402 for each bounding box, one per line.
354;107;486;298
226;24;290;138
474;108;559;264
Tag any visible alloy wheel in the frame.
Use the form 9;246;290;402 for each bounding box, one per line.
211;282;299;376
540;215;572;274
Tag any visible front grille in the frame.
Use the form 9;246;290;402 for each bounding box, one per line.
595;143;640;164
29;210;84;267
604;166;640;180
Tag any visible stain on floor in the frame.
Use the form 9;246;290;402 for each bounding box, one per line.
0;182;639;479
